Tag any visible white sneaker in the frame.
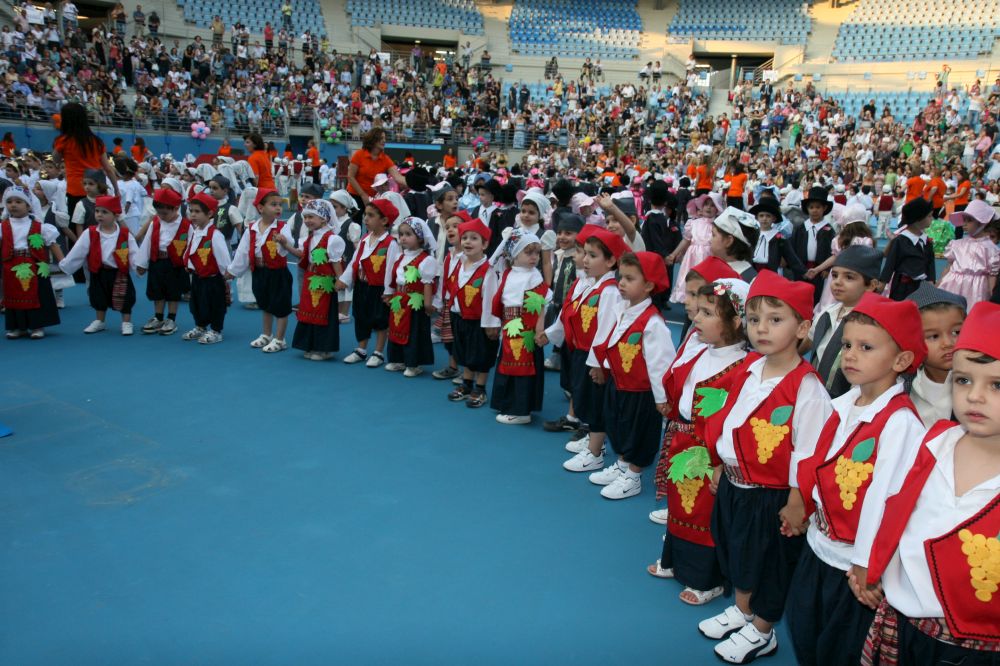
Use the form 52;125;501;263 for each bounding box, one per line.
565;433;590;453
83;319;106;334
384;362;405;372
496;414;531;425
199;330;224;345
699;605;754;640
182;326;206;341
141;317;163;334
261;338;287;353
250;333;272;348
366;352;384;368
55;291;65;308
563;449;605;472
343;349;367;364
714;624;777;664
589;462;624;486
430;331;442;343
649;508;670;525
121;322;134;336
452;375;464;385
403;367;423;378
159;319;178;335
601;473;641;500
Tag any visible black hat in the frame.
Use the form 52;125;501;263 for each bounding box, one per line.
300;182;323;198
551;178;576;205
801;186;833;214
906;281;967;311
555;212;585;233
498;181;520;205
749;198;782;220
479;179;502;199
446;174;464;190
647;180;675;209
404;166;433;192
901;197;934;226
833;245;882;280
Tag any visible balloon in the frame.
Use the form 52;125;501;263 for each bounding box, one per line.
191;130;200;138
190;123;199;131
335;129;341;138
203;127;211;136
197;121;206;129
326;137;335;144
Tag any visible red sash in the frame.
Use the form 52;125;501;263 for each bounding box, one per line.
351;232;394;285
249;221;288;271
149;217;191;267
566;277;617;351
450;259;490;320
184;227;220;277
866;421;1000;640
87;225;130;273
387;251;429;346
297;230;336;326
721;356;818;488
592;305;659;392
800;392;917;543
491;269;549;377
1;218;48;310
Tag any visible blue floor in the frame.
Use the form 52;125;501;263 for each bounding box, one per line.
0;279;798;665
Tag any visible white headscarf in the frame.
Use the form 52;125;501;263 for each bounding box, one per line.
520;189;552;226
195;163;218;182
490;228;540;271
711;278;751;320
400;216;438;254
2;185;43;220
302;199;336;225
713;206;759;247
329;189;358;213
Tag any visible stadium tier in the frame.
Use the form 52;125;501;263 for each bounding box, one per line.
178;0;326;35
508;0;642;59
666;0;812;45
345;0;485;34
831;0;1000;61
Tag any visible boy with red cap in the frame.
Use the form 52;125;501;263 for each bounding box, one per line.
587;251;675;500
135;187;190;335
700;270;833;664
336;198;400;367
441;217;499;407
225;188;295;353
852;301;1000;664
58;195;138;335
539;227;627;474
181;192;231;344
787;292;928;666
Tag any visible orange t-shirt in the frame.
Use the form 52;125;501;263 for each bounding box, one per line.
54;134;106;197
904;176;925;203
925;177;946;209
218;143;232;157
307;146;320;167
726;172;748;198
347;149;394;197
112;145;123;155
443;153;457;169
956;180;972;207
247;150;275;190
696;165;712;191
1;139;15;157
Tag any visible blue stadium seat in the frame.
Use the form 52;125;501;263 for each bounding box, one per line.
508;0;642;60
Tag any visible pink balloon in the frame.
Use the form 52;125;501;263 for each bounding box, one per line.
190;123;198;131
191;130;200;138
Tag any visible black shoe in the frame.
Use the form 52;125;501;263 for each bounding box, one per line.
543;415;581;432
448;386;470;401
566;427;589;443
432;366;460;380
466;392;487;408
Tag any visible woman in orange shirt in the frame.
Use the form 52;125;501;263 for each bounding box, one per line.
947;167;972;213
218;138;232;157
51;102;119;220
346;128;406;210
442;147;457;170
306;139;321;183
903;166;926;204
695;156;713;195
724;163;748;210
244;132;276;190
1;132;15;157
131;137;151;163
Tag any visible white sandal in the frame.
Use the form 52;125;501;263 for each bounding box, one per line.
646;559;674;579
250;334;272;348
262;338;287;353
679;585;724;606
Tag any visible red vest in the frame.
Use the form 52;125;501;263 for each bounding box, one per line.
661;334;704;421
184;227;221;277
566;277;617;351
491;269;549;377
799;392;917;544
868;421;1000;641
297;230;336;326
1;218;48;310
249;221;288;271
149;217;191;267
721;355;819;488
351;232;394;285
387;251;429;346
87;225;130;273
448;259;490;320
559;278;582;351
592;304;660;392
440;252;459;310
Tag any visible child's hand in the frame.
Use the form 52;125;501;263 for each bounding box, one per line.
709;465;722;495
334;279;347;291
424;303;436;316
589;367;606;385
224;272;234;280
847;566;883;609
485;327;499;340
382;294;393;304
779;489;807;536
655;402;669;416
136;267;146;276
595;193;613;210
275;234;290;247
535;331;549;346
664;254;676;266
804;268;817;280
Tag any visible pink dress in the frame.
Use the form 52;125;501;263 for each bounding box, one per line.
814;236;875;316
938;235;1000;308
669;216;714;303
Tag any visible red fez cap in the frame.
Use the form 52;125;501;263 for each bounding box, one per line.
586;228;630;260
190;192;219;215
370;198;398;222
153;188;182;208
852;292;927;372
633;251;671;295
747;270;815;322
688;256;739;284
451;210;474;224
94;195;122;215
457;218;491;244
253;188;280;208
955;302;1000;360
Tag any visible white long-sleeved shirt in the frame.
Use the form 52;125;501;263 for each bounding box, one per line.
134;215;184;270
58;224;138;274
677;341;748;421
0;216;59;248
301;225;346;264
544;272;590;347
481;265;549;329
383;248;439;296
338;230;400;289
909;369;953;427
807;383;926;571
226;219;295;277
185;223;231;275
443;255;498;318
717;356;833;487
434;250;463;310
868;425;1000;619
556;271;621;352
587;298;676;404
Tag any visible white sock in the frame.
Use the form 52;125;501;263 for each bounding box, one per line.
752;625;772;639
625;469;640;480
566;414;580;423
741;610;755;622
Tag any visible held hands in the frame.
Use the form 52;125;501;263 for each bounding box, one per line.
804;268;818;280
655;402;669;417
778;489;807;537
664;254;676;266
485;327;499;340
535;331;549;347
589;367;606;385
847;566;884;609
709;466;722;495
335;279;347;291
275;234;291;247
136;267;146;276
424;303;436;316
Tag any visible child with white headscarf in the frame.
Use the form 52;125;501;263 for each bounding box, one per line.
383;217;439;377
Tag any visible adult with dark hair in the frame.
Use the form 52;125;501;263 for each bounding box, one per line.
51;102;119;221
244;132;275;190
346;128;406;211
